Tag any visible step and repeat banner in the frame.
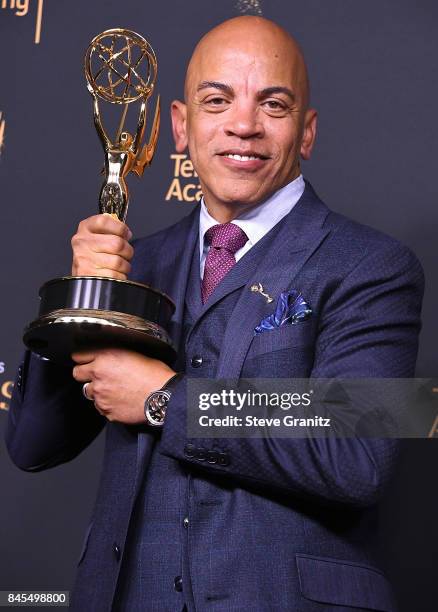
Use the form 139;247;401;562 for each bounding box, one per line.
0;1;437;610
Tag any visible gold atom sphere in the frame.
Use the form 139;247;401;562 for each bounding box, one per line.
85;28;157;104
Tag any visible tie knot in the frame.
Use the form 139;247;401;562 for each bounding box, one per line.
205;223;248;255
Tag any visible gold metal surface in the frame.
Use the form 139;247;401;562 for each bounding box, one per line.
251;282;274;303
84;29;160;222
37;308;169;337
24;309;175;364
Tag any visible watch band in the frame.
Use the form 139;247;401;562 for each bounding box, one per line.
144;372;184;427
162;372;184;393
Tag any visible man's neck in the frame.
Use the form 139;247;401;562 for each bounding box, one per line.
202;174;302;223
203;200;261;224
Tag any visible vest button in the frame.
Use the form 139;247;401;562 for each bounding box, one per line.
196;447;207;461
191;355;203;368
174;575;183;592
207;450;218;464
183;517;189;529
184;443;196;458
218;452;230;466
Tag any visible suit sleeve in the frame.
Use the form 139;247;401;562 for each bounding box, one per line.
159;242;424;508
5;237;143;472
5;351;106;471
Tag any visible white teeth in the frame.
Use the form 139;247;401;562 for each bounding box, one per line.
224;153;260;161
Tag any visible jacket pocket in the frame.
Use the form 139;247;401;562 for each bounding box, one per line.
296;554;396;611
247;319;314;359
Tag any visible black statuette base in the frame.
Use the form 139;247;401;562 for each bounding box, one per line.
23;276;176;365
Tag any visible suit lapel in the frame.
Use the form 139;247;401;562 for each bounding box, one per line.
216;184;331;378
149;208;199;350
134;208;199;499
184;235;203;320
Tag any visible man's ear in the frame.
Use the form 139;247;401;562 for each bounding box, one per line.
300;109;318;160
171;100;188;152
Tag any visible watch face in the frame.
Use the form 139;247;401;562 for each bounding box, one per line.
145;389;171;426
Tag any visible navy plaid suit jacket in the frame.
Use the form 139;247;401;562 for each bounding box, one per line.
6;183;424;611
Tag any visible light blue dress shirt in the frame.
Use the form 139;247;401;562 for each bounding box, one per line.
199;174;305;278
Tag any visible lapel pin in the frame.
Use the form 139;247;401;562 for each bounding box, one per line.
250;283;274;303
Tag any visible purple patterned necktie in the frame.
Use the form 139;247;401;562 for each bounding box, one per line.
201;223;248;303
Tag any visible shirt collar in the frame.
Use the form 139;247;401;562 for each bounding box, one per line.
199;174;305;254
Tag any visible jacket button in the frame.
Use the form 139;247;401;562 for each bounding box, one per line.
196;447;207;461
207;450;218;464
174;575;183;592
113;542;121;562
183;517;189;529
218;452;230;466
184;443;196;458
191;355;203;368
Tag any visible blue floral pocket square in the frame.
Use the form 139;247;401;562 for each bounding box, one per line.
254;290;312;335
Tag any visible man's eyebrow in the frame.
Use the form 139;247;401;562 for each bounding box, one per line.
258;86;296;102
196;81;234;95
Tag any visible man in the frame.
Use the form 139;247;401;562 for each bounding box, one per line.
6;16;423;612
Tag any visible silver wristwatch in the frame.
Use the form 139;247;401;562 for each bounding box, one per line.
144;373;183;427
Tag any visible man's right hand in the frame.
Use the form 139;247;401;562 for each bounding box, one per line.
71;214;134;280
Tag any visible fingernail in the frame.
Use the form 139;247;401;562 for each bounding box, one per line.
126;228;133;240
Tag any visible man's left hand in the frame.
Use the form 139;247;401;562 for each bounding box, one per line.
72;348;176;424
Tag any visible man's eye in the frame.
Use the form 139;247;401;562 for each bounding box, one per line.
263;100;286;111
205;97;227;105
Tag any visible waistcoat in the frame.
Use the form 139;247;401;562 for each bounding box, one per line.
113;231;269;611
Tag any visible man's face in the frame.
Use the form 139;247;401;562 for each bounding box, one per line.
172;28;316;215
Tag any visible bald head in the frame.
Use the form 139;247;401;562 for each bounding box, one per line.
185;16;309;108
171;15;317;221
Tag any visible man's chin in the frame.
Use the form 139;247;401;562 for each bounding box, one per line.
201;181;277;216
221;191;274;209
211;184;271;206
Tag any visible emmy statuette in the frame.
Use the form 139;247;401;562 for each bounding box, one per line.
23;29;176;364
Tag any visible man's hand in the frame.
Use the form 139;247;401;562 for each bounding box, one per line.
72;348;176;424
71;214;134;279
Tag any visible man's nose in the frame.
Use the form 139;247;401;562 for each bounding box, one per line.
223;102;264;139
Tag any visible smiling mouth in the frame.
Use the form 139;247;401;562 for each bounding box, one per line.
219;152;269;161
